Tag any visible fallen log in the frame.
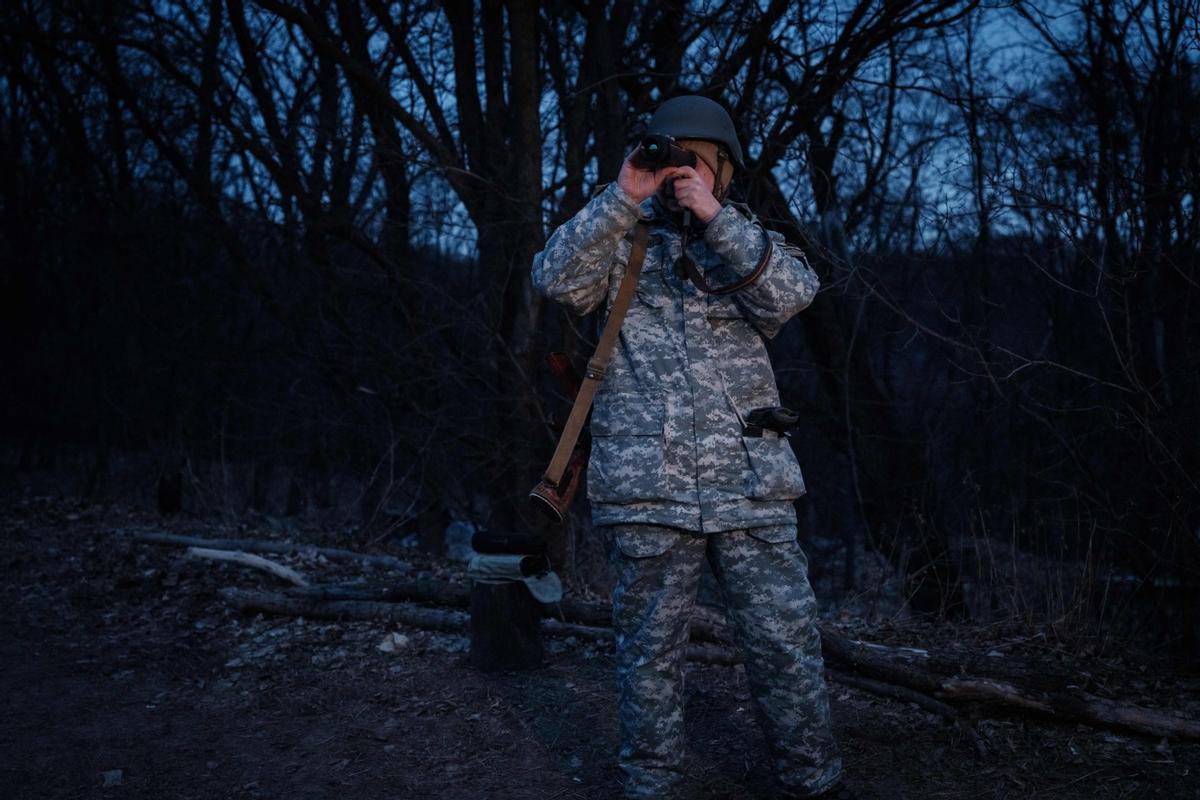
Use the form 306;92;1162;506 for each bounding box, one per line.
282;583;1075;690
828;668;958;721
286;580;470;606
216;587;1200;741
223;587;741;666
186;547;309;587
818;627;942;694
219;588;464;631
283;581;728;641
227;587;614;643
828;632;1200;740
129;530;410;571
936;678;1200;740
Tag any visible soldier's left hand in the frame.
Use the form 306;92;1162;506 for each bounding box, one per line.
667;166;723;223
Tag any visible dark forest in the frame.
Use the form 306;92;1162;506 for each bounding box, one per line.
2;1;1199;798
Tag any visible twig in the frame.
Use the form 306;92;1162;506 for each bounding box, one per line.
126;530;411;571
185;547;309;587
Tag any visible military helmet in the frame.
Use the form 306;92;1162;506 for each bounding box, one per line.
646;95;745;170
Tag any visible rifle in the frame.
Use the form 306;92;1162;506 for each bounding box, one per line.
529;224;650;523
528;352;590;522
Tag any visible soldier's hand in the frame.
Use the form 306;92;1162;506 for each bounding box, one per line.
667;166;723;223
617;147;676;203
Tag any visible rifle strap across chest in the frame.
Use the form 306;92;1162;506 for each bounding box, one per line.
541;222;650;488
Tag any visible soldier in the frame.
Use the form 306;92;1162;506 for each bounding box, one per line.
532;95;853;799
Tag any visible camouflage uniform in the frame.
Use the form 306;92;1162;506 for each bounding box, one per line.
532;182;842;798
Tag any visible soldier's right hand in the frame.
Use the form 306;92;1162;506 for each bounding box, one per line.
617;147;678;203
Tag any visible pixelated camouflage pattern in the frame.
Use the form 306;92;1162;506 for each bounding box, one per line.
531;182;821;534
606;522;843;798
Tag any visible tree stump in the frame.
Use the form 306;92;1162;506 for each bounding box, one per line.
469;580;543;671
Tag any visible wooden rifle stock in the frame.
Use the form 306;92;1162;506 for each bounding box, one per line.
528;224;650;523
528;354;590;522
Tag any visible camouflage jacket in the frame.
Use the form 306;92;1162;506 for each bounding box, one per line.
531;182;820;534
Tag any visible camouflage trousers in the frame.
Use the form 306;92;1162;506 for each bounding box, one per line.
605;522;842;799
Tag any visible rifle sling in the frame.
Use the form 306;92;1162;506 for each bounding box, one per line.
542;222;649;488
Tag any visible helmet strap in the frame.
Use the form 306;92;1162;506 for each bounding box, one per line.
713;147;729;201
676;139;734;203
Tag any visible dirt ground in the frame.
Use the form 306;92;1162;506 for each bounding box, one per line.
2;497;1198;800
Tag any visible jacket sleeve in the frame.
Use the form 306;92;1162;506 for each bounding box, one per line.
531;182;643;316
702;204;821;340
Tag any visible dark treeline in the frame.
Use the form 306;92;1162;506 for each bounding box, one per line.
2;1;1198;646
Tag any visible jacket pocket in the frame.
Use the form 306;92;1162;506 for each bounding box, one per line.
746;523;798;544
611;524;681;558
606;245;670;314
741;434;807;500
587;393;669;504
635;258;669;309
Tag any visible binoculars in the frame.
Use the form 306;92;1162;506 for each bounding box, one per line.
630;134;697;170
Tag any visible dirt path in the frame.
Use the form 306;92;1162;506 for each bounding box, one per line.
2;500;1197;799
